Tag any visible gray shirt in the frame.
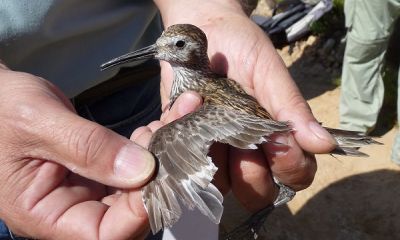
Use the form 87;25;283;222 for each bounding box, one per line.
0;0;161;97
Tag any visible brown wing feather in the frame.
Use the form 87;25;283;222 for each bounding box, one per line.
142;103;291;234
143;76;381;234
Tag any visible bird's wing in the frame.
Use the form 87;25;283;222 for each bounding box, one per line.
142;104;291;234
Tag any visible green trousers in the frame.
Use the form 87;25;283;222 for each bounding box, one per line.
340;0;400;133
339;0;400;163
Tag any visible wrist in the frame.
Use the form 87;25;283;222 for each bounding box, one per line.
154;0;248;27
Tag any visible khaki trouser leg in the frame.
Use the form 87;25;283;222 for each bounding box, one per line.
339;0;400;132
391;61;400;164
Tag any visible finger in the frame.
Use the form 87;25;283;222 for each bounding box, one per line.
161;91;202;123
99;191;150;240
147;121;164;132
263;133;317;190
12;172;107;239
101;193;121;206
131;126;153;148
45;191;149;240
7;167;146;240
229;147;278;212
130;122;163;148
130;126;152;141
252;37;337;154
26;104;155;189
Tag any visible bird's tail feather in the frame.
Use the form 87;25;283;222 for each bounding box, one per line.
325;127;382;157
143;177;223;234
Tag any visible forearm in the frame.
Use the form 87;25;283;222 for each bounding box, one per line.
154;0;252;27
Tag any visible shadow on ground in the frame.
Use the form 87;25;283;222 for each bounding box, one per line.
285;36;343;100
262;169;400;240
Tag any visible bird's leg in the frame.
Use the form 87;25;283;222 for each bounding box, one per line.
223;178;295;240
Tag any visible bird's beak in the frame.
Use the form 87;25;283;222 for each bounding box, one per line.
100;44;157;71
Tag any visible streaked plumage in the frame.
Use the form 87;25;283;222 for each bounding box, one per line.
101;24;381;237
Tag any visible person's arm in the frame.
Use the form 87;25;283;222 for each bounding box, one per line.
153;0;336;211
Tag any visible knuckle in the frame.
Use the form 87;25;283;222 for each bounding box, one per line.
1;102;43;153
67;123;110;169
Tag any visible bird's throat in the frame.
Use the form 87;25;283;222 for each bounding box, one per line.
169;65;211;105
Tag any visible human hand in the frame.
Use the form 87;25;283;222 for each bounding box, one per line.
131;91;203;148
0;64;158;239
155;0;336;212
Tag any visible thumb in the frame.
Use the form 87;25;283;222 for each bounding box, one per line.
0;68;155;189
252;42;337;153
275;99;337;154
36;108;156;188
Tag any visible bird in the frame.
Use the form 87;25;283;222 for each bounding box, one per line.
101;24;381;238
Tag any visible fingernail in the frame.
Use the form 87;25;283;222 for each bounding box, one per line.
308;121;337;145
274;134;289;145
272;134;291;156
266;134;291;156
114;143;155;184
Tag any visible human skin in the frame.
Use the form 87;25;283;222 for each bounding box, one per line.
0;61;202;239
0;1;336;239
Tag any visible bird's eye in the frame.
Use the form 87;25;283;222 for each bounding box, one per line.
175;40;185;48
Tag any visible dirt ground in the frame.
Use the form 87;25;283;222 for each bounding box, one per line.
221;4;400;239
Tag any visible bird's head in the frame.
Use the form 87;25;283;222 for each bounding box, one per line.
101;24;209;70
155;24;209;67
